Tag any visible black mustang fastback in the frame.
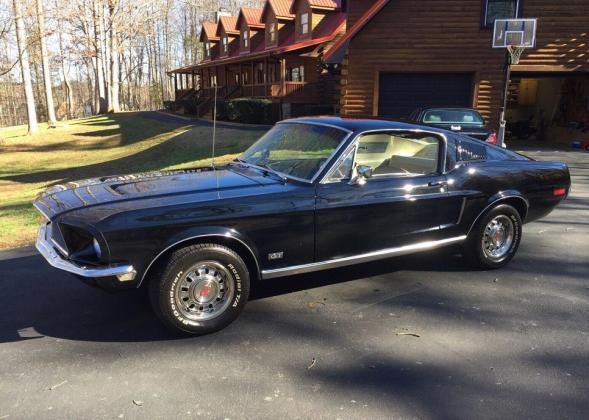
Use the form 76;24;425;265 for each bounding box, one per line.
35;117;570;335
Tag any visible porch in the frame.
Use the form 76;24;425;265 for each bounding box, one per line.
171;55;324;117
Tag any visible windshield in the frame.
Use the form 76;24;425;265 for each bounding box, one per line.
239;123;349;181
423;109;484;125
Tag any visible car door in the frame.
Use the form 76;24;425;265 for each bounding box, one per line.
314;130;463;262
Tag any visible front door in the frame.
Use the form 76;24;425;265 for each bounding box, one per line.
315;130;463;261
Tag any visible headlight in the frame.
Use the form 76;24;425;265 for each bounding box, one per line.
92;238;102;259
56;221;104;262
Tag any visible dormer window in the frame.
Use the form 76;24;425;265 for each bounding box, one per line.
269;22;276;42
205;42;210;57
223;36;228;53
244;31;249;48
301;12;309;35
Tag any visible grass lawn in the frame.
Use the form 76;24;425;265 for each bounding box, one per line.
0;112;266;250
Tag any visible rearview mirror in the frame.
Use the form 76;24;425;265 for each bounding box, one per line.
350;165;373;186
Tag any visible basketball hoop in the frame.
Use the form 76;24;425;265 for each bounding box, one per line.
506;45;526;65
491;18;538;148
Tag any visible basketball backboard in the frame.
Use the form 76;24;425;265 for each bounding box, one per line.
493;18;537;48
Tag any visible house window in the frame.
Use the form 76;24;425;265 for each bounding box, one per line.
242;72;249;85
269;22;276;42
243;31;249;48
205;42;210;57
483;0;520;28
257;63;265;83
289;65;305;82
222;36;228;53
301;13;309;35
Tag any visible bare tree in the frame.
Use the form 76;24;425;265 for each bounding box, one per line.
36;0;57;126
1;0;266;127
12;0;38;134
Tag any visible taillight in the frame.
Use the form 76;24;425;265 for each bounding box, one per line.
486;132;497;145
553;187;567;197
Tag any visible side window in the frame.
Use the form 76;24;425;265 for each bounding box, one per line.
326;147;355;182
456;139;487;161
356;133;440;176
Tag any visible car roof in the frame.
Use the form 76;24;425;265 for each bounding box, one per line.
419;107;483;113
281;116;450;135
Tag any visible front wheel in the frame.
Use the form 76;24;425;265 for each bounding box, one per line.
148;243;250;335
463;204;522;269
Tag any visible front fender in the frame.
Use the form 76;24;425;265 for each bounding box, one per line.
135;225;262;288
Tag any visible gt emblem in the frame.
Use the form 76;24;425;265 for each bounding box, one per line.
268;252;284;261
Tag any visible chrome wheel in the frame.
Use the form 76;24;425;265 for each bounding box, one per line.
481;215;514;262
174;261;234;321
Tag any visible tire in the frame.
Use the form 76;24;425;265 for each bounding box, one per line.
148;243;250;335
463;204;522;269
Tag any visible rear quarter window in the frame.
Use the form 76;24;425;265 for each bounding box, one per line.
456;139;487;161
455;137;530;162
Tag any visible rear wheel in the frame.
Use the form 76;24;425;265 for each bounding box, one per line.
463;204;522;269
148;243;250;335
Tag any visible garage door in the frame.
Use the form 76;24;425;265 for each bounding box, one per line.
378;73;474;119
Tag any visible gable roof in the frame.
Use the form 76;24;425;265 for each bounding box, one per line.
171;11;345;73
237;7;265;29
199;21;219;42
290;0;339;13
261;0;295;22
323;0;390;63
216;16;240;37
308;0;339;7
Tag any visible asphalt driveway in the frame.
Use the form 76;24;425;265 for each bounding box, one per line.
0;149;587;420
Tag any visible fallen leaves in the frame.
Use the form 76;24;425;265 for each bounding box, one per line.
396;332;421;338
307;358;317;370
48;380;67;391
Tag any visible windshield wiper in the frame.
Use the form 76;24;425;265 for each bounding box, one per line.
257;163;288;183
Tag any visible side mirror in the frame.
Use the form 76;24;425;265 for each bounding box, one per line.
350;165;373;186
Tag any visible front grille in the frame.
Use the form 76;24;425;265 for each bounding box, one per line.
49;223;70;257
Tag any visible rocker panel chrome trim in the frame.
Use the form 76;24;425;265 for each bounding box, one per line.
261;235;467;279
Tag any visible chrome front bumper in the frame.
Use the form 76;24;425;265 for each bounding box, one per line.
35;224;136;280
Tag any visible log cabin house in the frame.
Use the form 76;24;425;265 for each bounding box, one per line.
170;0;347;119
325;0;589;143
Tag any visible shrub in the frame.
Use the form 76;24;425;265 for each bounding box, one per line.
217;98;277;124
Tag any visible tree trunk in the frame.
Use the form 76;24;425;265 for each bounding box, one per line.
36;0;57;126
58;25;74;120
93;0;107;114
13;0;38;134
108;0;120;112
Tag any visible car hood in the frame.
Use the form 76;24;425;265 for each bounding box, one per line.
34;166;277;221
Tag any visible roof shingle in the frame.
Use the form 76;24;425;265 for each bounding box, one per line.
264;0;295;20
237;7;265;29
200;21;219;42
217;16;240;36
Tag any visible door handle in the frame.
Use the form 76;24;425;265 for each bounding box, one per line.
428;181;446;187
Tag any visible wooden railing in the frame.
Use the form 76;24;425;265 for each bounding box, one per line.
197;81;320;101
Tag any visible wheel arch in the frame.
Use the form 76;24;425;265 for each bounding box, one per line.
137;229;261;288
467;193;529;236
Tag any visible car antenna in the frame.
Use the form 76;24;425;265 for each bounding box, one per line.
211;83;218;170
